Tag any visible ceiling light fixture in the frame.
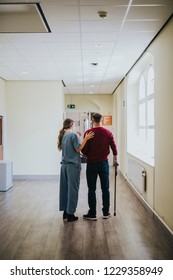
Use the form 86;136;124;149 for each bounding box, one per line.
90;63;98;66
0;2;51;33
94;44;103;48
98;11;107;19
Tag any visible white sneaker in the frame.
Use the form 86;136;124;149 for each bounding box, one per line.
103;213;110;219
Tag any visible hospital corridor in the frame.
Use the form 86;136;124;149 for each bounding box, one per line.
0;0;173;261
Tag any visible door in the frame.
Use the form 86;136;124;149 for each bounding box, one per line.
64;110;91;136
0;116;3;160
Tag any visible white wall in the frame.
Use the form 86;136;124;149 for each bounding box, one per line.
6;81;64;177
0;78;6;113
114;18;173;232
0;78;8;159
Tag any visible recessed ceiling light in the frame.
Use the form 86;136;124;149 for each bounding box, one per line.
90;63;98;66
22;71;28;74
94;44;103;48
90;84;95;87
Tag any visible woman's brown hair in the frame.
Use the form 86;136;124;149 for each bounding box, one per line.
57;118;74;151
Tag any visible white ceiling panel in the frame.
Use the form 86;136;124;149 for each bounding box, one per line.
49;20;80;33
16;49;51;57
118;31;156;41
0;49;21;57
79;0;129;5
122;20;166;32
12;42;48;51
127;6;173;20
50;49;82;57
81;20;122;32
41;0;79;6
46;42;81;50
81;32;119;42
43;6;79;21
3;33;48;43
0;0;172;94
132;0;173;5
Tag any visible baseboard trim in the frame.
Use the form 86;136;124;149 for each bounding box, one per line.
13;175;59;180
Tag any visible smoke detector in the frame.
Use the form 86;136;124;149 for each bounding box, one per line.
98;11;107;18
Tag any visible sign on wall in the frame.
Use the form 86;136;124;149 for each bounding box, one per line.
102;115;112;125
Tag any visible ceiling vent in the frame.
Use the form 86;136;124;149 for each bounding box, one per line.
0;2;51;33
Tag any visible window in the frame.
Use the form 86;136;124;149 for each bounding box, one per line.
127;59;155;166
138;66;154;162
146;66;155;159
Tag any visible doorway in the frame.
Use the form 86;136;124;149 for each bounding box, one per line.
0;116;3;160
64;110;94;136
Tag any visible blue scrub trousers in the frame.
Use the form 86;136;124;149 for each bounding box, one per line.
59;163;81;215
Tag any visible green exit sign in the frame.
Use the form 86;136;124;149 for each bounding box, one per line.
67;104;75;109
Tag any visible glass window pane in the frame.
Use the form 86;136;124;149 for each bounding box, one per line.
147;99;154;126
139;76;145;100
139;103;146;126
139;128;147;153
147;67;154;95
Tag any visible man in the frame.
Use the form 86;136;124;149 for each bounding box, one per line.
82;113;118;220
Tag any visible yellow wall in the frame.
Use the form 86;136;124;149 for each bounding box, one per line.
150;18;173;230
114;18;173;232
113;81;126;175
65;94;113;115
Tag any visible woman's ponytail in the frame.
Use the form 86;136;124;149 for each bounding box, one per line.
57;118;74;151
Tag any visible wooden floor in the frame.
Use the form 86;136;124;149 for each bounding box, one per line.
0;166;173;260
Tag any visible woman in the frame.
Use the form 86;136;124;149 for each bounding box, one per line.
57;118;94;222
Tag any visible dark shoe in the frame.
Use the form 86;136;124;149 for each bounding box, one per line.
63;211;68;221
67;214;78;222
103;213;110;219
83;212;97;221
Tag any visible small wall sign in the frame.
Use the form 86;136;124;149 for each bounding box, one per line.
102;115;112;125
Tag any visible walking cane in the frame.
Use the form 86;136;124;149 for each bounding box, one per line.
114;164;118;216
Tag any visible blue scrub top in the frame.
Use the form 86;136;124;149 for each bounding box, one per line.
61;132;81;165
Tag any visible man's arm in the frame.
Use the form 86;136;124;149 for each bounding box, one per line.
110;134;119;166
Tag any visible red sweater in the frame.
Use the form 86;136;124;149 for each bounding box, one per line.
82;127;118;162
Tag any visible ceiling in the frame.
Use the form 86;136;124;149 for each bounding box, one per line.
0;0;172;95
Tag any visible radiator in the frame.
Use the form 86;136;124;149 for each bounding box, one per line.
127;159;146;193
